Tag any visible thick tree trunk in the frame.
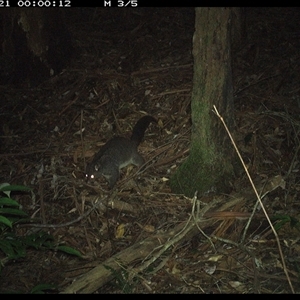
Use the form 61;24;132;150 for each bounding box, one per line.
170;8;239;197
0;8;73;86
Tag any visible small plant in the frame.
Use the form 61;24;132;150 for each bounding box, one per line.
0;183;82;262
0;183;30;230
104;264;136;294
271;214;300;232
0;183;81;291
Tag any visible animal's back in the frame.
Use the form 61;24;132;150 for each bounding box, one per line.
85;137;142;180
85;115;156;188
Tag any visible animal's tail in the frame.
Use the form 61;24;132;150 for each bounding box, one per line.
130;115;157;145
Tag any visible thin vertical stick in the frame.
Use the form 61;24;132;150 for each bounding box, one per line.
213;105;294;294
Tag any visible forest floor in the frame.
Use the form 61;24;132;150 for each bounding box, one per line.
1;7;300;294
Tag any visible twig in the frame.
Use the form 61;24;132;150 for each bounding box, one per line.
129;192;220;279
20;195;108;228
130;63;192;76
38;178;46;224
80;109;85;168
118;127;191;188
212;105;294;294
191;192;217;252
234;74;280;96
59;95;79;116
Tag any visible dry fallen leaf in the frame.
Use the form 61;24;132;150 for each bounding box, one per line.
115;224;126;239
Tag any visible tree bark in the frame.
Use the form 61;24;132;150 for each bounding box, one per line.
170;7;239;197
0;8;73;86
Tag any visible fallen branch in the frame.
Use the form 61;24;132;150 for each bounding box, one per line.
61;195;222;294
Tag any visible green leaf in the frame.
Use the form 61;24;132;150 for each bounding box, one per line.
35;233;54;246
272;214;291;231
30;283;57;294
0;185;31;192
4;238;26;258
23;232;54;249
56;245;82;257
0;233;27;259
0;197;20;207
0;239;15;258
0;183;11;197
0;208;28;217
0;215;13;228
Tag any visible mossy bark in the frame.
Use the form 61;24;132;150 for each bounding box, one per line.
170;8;239;197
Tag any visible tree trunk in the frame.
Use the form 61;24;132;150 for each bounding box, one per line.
170;8;239;197
0;8;73;86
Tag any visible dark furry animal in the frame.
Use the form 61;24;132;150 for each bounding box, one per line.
85;115;156;188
